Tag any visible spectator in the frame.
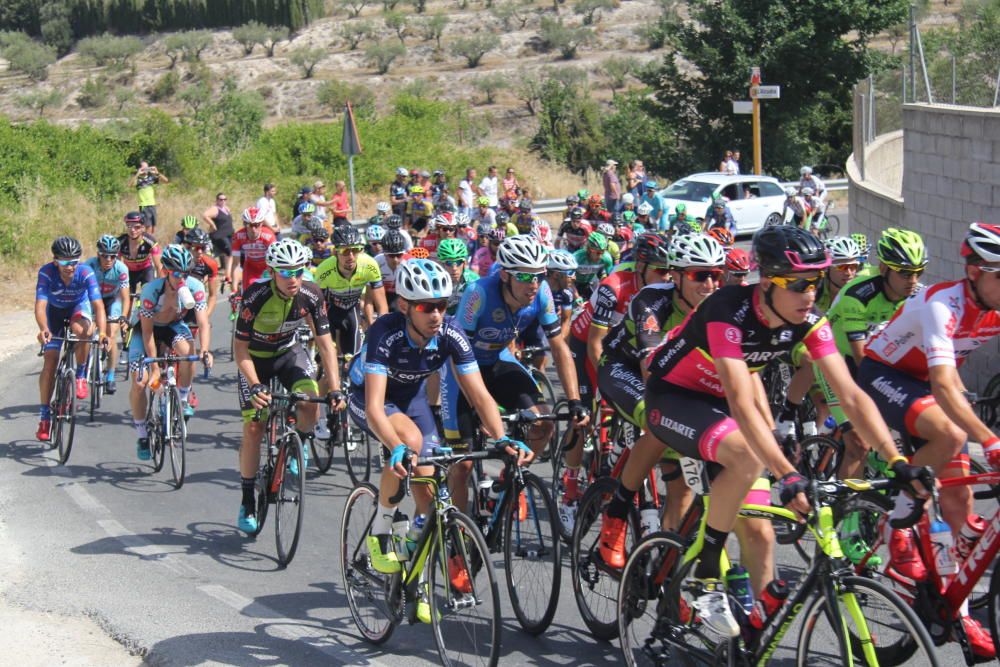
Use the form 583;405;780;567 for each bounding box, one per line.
128;160;168;232
732;150;742;174
292;186;313;221
254;183;280;233
418;170;432;193
311;180;331;221
390;167;409;215
719;150;737;174
331;180;351;225
201;192;234;277
626;160;645;198
479;165;499;209
502;167;520;200
430;170;448;199
458;168;479;216
602;159;621;214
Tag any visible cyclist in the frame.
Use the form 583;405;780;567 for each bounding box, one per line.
118;211;163;293
851;232;871;264
442;235;590;511
128;245;212;456
375;229;407;311
472;196;497;228
290;202;319;238
706;226;735;249
406;186;434;232
546;249;579;338
573;231;614;299
234;239;344;533
368;201;391;227
599;225;929;637
510;199;537;235
667;203;693;234
639;180;667;229
437;238;479;316
173;214;200;245
799;166;827;204
634;202;655;231
384;213;413;251
35;237;108;440
365;224;385;257
703;196;735;233
596;222;619;262
800;187;823;231
471;227;504;277
723;247;751;286
301;222;332;268
316;224;388;357
183;228;221;323
557;208;592;252
531;218;554;250
781;186;805;226
85;235;130;394
230;207;278;292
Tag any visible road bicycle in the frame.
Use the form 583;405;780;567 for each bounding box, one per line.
38;326;99;465
617;470;939;666
334;353;374;485
85;330;107;422
340;444;502;666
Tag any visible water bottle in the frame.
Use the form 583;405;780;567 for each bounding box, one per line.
407;514;427;556
392;513;411;561
639;505;660;537
929;518;957;575
953;514;986;563
801;420;818;438
177;284;195;311
478;478;494;517
749;579;789;630
725;565;754;617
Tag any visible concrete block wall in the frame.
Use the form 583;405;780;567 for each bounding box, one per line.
847;104;1000;391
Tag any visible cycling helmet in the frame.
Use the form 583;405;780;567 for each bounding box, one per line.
519;199;533;212
304;218;325;236
801;186;815;196
636;202;654;216
531;219;552;244
634;232;670;266
431;214;452;230
181;214;198;230
622;210;637;224
587;194;603;209
454;212;471;227
396;166;408;176
124;211;143;225
386;214;403;229
242;207;263;224
669;234;726;269
497;234;547;270
752;226;830;276
622;193;635;205
184;228;211;248
675;203;687;214
410;185;425;195
784;186;798;197
645;180;659;190
577;189;590;200
495;211;510;225
51;236;82;259
437;200;456;214
96;234;121;255
382;229;406;254
366;224;386;242
675;219;701;236
725;247;751;272
706;227;735;248
266;238;311;269
396;258;453;300
161;244;194;272
409;247;430;259
962;222;1000;262
477;196;490;207
850;233;870;255
566;195;579;206
548;249;579;272
597;222;615;237
614;225;634;244
437;238;469;262
587;231;609;251
569;208;584;220
298;202;317;215
310;226;330;242
488;227;506;242
824;236;862;263
801;166;813;175
332;224;363;247
376;201;391;214
876;228;928;269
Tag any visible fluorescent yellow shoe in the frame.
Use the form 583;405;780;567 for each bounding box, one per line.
366;534;401;574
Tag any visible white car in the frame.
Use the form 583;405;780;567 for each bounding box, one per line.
658;172;786;235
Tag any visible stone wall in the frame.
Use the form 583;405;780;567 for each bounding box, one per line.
847;104;1000;391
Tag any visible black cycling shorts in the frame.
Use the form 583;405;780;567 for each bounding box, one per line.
328;304;364;357
454;357;542;442
237;346;318;422
644;384;739;464
128;266;155;293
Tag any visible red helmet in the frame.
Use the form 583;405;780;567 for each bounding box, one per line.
707;227;735;248
725;247;751;272
242;207;263;224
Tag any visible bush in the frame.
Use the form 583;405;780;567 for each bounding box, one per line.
112;86;135;112
232;20;269;56
17;89;65;117
601;55;638;92
2;36;56;81
491;2;530;30
264;25;290;57
288;45;326;79
148;71;180;102
417;14;448;50
383;11;409;44
450;33;495;68
39;1;73;56
337;0;370;18
341;20;376;50
77;33;144;67
77;77;110;109
537;16;593;60
531;73;605;173
316;79;376;117
574;0;616;25
473;72;508;104
365;40;405;74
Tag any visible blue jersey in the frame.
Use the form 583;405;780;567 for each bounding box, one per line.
552;286;575;314
84;257;130;301
35;263;101;310
350;311;478;406
135;276;207;325
455;272;561;366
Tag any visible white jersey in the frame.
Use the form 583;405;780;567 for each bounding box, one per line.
375;253;400;296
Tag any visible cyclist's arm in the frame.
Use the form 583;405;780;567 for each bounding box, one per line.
91;297;108;340
752;372;775;430
586;323;606;371
364;372;406;453
369;284;388;317
205;275;219;318
140;314;158;359
194;306;211;358
233;338;261;386
34;297;49;337
550;335;581;402
150;245;163;274
929;364;995;447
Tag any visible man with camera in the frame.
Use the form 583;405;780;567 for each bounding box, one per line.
128;161;169;233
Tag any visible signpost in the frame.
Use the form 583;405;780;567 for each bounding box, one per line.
748;69;780;174
341;102;363;219
732;101;753;114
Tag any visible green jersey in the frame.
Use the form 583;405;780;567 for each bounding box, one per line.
573;248;613;289
826;273;905;358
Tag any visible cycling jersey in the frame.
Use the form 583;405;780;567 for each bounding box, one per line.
136;276;207;324
407;199;434;221
647;285;838;397
36;262;101;310
471;247;496;277
315;253;383;311
83;257;129;301
117;232;161;272
375;253;399;296
446;269;481;315
232;226;277;289
510;213;538;235
826;274;906;357
551;285;575;316
418;232;440;256
864;279;1000;381
602;283;685;366
558;221;592;251
189;254;219;286
234;279;329;358
570;269;642;342
573;248;613;292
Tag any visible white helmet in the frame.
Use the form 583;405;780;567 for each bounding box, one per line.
964;222;1000;262
801;186;815;196
597;222;615;237
637;202;654;216
547;249;578;272
266;238;311;269
824;236;862;263
396;258;453;300
366;224;386;242
622;193;635;205
396;167;408;176
784;186;798;197
801;166;813;176
453;212;471;227
434;213;457;228
531;219;552;244
497;234;548;270
669;233;727;269
376;201;391;214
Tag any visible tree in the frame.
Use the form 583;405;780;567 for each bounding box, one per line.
289;45;326;78
365;40;405;74
514;68;544;114
16;88;64;117
2;37;56;81
179;81;212;115
39;0;73;56
382;0;401;10
232;21;269;56
574;0;615;25
491;2;530;30
316;78;376;117
148;71;180;102
537;16;593;60
601;55;638;93
341;20;376;50
409;0;428;13
473;72;508;104
77;34;144;67
450;33;494;68
418;14;449;50
113;86;135;112
338;0;370;18
264;25;290;57
384;11;409;45
77;77;110;109
531;74;606;173
180;29;213;62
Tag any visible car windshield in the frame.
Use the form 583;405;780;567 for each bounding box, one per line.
662;180;716;203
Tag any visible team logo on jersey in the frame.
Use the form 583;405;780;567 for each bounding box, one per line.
241;307;254;322
142;299;155;310
642;315;659;334
193;290;206;302
649;408;661;425
724;327;742;345
492;308;506;323
816;326;833;342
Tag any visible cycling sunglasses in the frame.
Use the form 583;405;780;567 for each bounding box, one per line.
412;299;448;313
56;259;80;267
769;272;825;293
99;254;118;260
684;268;724;283
385;252;404;259
338;245;364;255
276;267;307;279
511;271;544;284
649;266;671;276
442;260;465;267
834;262;861;273
891;266;925;278
729;271;749;279
127;223;144;230
246;222;263;228
551;269;576;277
169;270;189;279
977;265;1000;274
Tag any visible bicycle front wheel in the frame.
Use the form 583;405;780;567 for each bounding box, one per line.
150;394;166;473
275;432;306;566
504;471;561;635
429;510;501;667
343;416;372;486
310;412;335;475
796;575;939;667
55;368;77;464
88;348;101;421
168;388;187;489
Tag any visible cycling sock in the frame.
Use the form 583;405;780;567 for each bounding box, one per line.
106;369;115;382
133;420;148;439
241;477;256;509
778;398;800;422
178;386;190;402
693;525;729;580
373;504;395;536
76;363;87;379
606;482;638;520
40;405;51;420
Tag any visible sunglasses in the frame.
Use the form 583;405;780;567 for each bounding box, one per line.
684;269;724;282
978;265;1000;274
730;271;749;279
56;259;80;267
892;267;925;278
650;266;671;276
99;254;117;260
769;272;825;293
442;260;465;267
217;197;227;201
127;223;144;230
338;245;364;255
412;300;449;313
834;263;861;273
385;252;404;259
551;269;575;277
276;267;307;279
511;271;544;284
169;271;189;279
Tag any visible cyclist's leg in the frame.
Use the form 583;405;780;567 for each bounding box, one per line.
732;478;775;596
277;346;321;434
105;297;123;381
37;305;69;431
565;336;596;468
168;323;196;409
236;356;279;529
492;348;552;454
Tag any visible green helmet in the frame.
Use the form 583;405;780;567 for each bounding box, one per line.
437;238;469;262
181;214;198;230
587;231;608;251
675;203;686;214
877;228;928;269
577;189;590;200
850;232;869;254
622;210;637;224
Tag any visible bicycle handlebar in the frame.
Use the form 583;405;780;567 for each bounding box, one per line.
139;354;212;380
811;476;929;529
250;390;341;422
501;408;574;424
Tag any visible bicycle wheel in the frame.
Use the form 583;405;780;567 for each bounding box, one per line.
532;366;557;412
825;214;840;236
344;415;372;486
275;431;306;566
151;393;166;473
429;510;501;667
504;471;561;635
310;413;335;475
254;416;277;537
978;372;1000;428
340;482;397;644
618;532;688;667
797;575;939;666
571;476;636;640
797;435;842;481
167;388;187;489
547;398;569;468
88;348;101;421
55;368;77;464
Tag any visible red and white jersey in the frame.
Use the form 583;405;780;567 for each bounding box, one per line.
865;279;1000;381
570;269;640;342
232;226;277;289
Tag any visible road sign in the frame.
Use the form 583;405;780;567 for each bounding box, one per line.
751;85;781;100
733;101;753;114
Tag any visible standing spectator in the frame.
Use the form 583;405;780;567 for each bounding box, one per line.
602;159;621;214
430;170;448;199
502;167;520;200
292;186;313;221
732;150;742;174
331;180;351;226
418;170;433;192
626;160;645;198
254;183;280;234
458;168;479;216
390;167;409;216
719;150;737;174
311;180;331;222
202;192;235;278
479;165;500;209
128;160;168;232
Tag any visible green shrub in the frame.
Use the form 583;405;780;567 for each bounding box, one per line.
317;79;376;117
77;77;111;109
77;34;144;67
232;21;269;56
365;40;405;74
288;45;326;79
450;33;494;68
2;36;56;81
148;71;180;102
